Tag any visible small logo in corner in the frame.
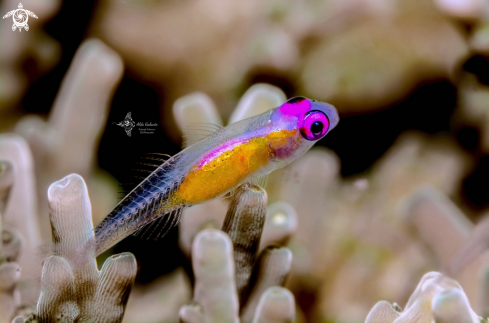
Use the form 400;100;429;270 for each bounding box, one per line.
2;3;38;32
113;112;158;137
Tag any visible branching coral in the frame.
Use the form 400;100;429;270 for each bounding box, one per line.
0;160;13;215
221;183;268;301
0;262;22;322
0;22;480;322
180;179;294;323
240;246;293;323
0;0;485;320
122;267;192;323
180;230;294;323
0;160;24;323
1;38;125;306
305;132;471;322
171;83;474;322
123;180;296;323
0;135;42;260
0;135;42;307
402;188;473;272
7;81;296;321
14;38;122;235
221;183;293;321
13;174;137;323
365;272;482;323
0;37;126;319
401;187;489;315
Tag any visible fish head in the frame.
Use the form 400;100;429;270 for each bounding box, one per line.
268;96;339;161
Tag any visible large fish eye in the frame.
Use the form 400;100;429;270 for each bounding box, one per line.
299;110;329;141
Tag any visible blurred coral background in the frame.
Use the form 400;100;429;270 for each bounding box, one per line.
1;0;489;322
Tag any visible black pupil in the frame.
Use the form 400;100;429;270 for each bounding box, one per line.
310;121;323;134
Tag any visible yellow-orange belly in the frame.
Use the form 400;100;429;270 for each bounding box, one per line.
174;137;272;203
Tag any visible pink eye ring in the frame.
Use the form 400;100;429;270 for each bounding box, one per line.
299;110;330;141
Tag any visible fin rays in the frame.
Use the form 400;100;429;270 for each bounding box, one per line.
133;208;183;241
118;152;173;197
182;122;223;148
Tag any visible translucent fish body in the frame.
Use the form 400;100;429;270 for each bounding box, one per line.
94;97;339;255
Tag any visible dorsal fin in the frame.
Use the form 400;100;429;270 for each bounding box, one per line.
118;152;172;198
182;123;222;148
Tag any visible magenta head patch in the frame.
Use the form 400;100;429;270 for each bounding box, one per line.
278;97;330;141
279;97;311;116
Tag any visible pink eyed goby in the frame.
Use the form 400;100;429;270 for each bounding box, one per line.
94;97;339;255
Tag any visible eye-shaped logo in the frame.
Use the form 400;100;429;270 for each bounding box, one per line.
2;3;38;32
114;112;136;137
